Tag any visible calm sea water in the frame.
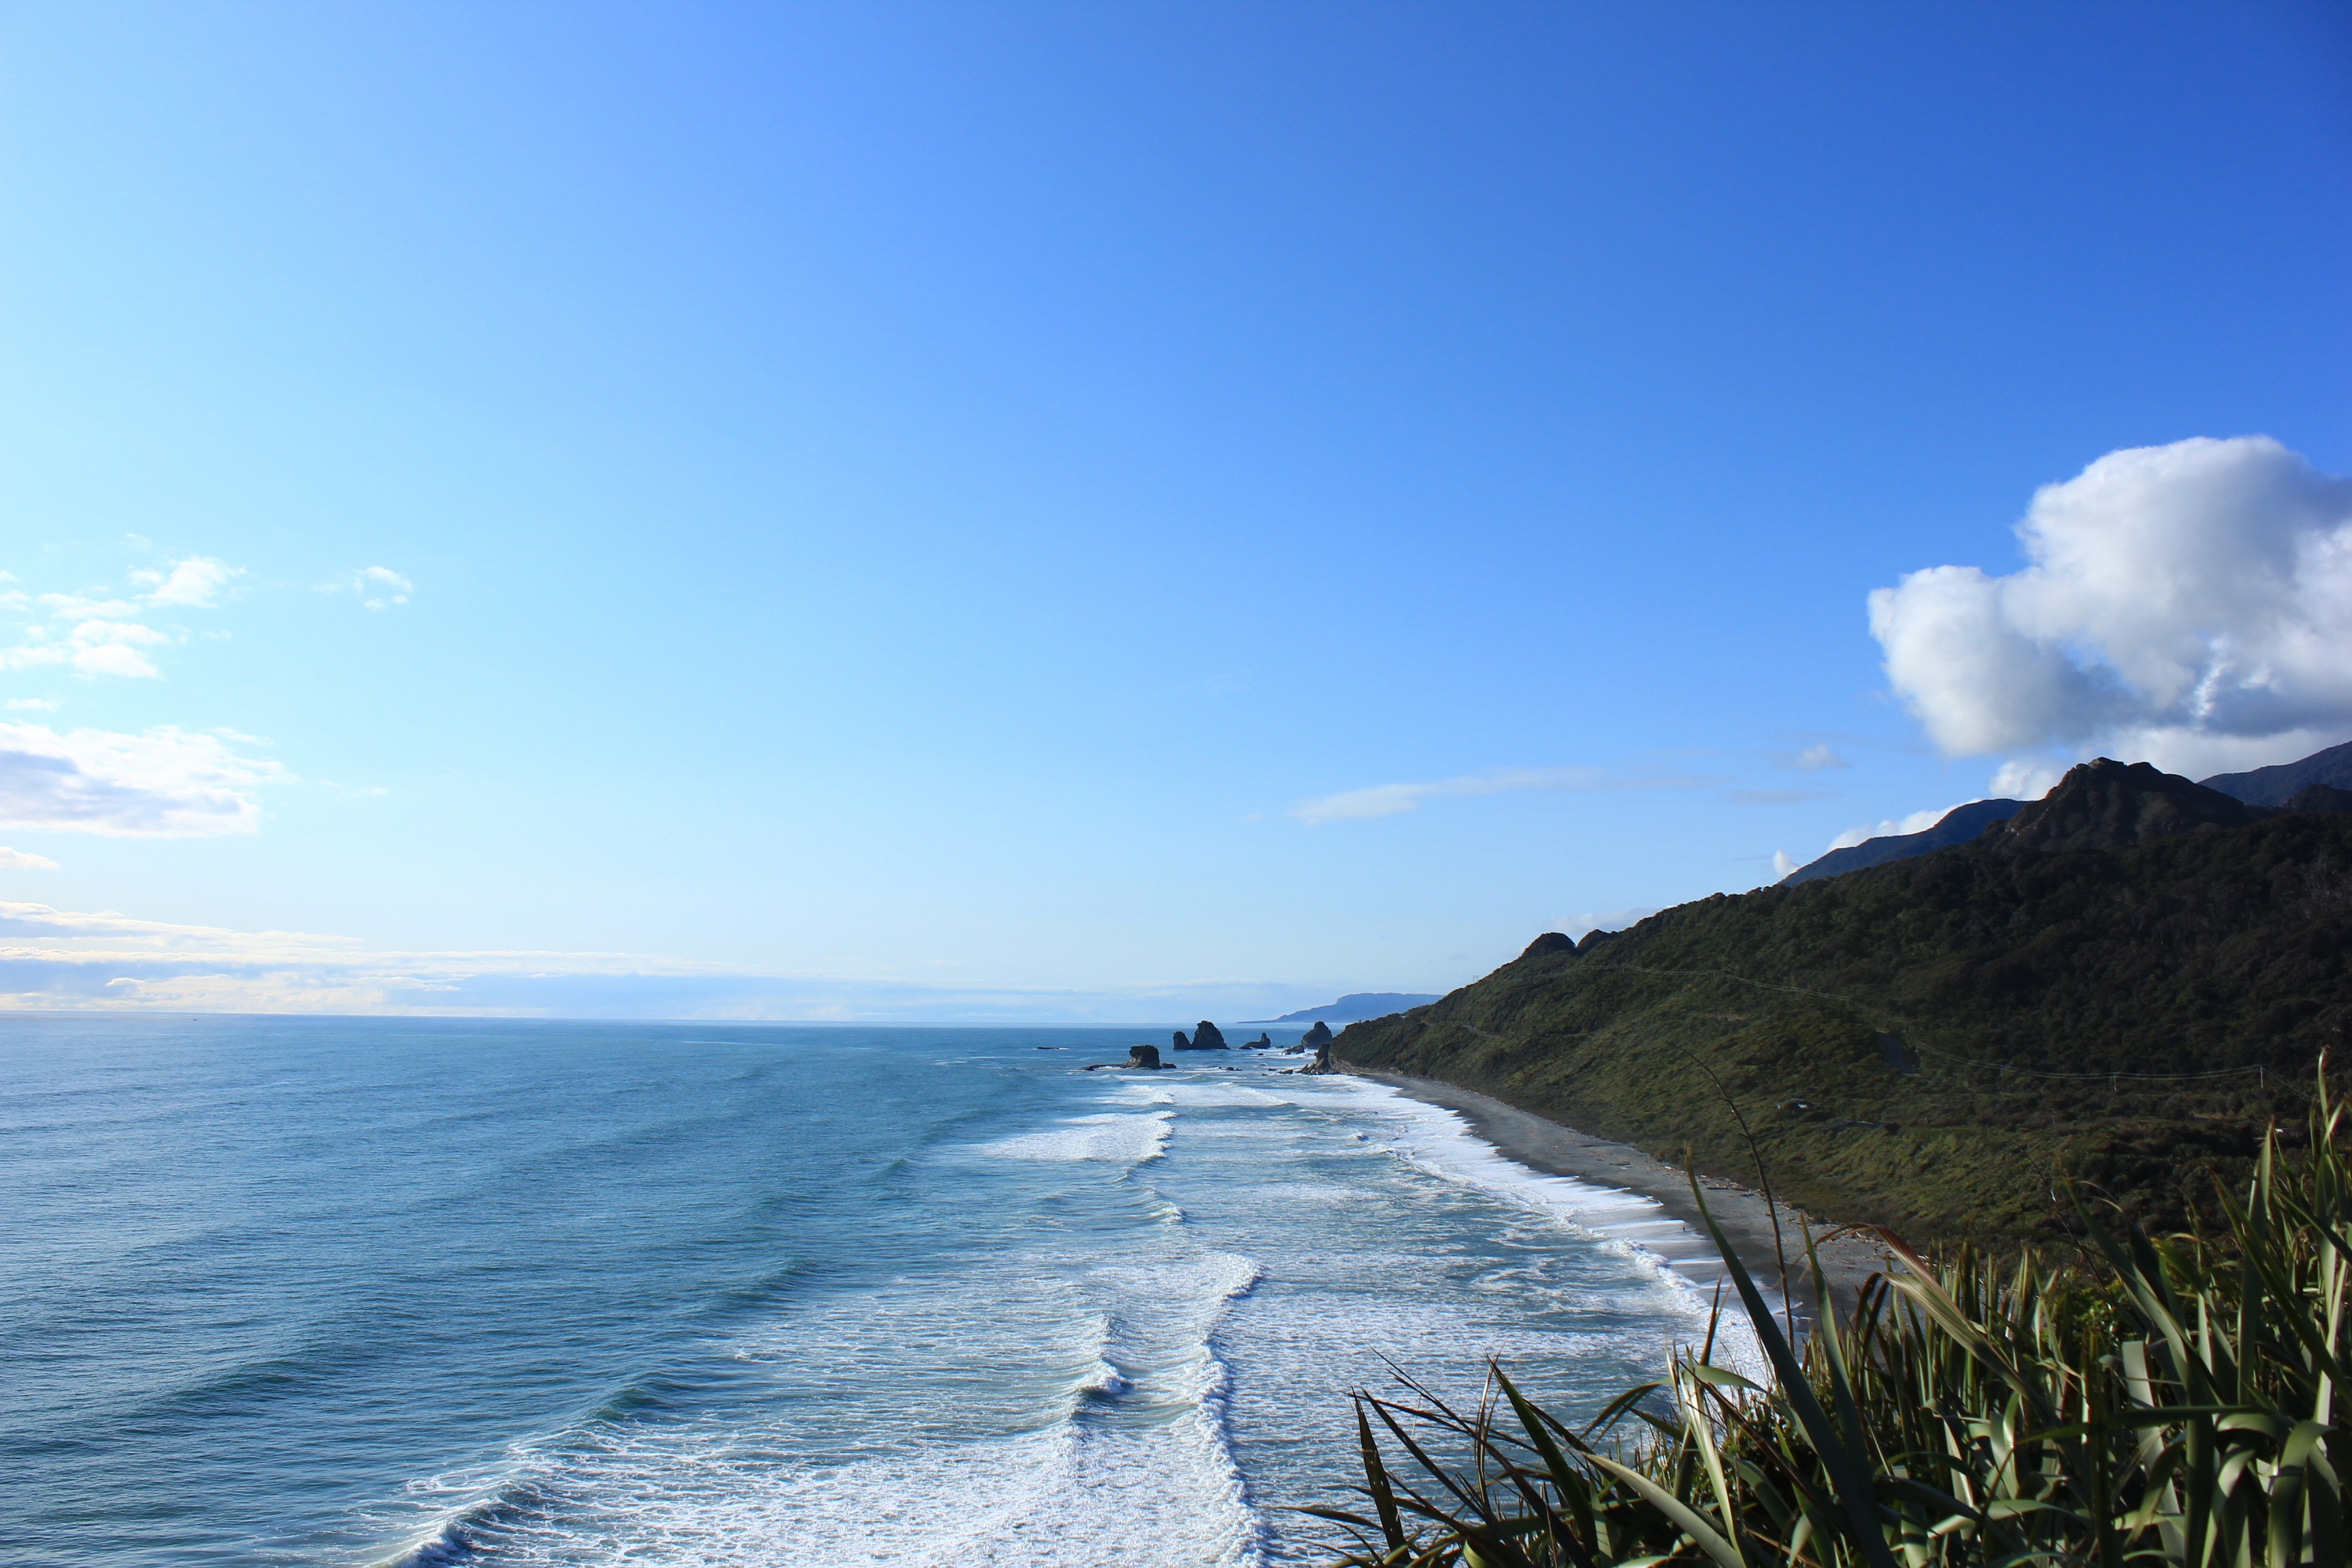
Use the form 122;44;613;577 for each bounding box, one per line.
1;1015;1752;1567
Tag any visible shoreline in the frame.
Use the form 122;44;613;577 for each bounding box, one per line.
1345;1066;1897;1330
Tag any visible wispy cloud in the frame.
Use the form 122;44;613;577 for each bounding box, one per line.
1784;742;1846;770
1291;765;1708;826
321;566;414;610
1;555;243;681
0;722;282;836
129;556;240;608
0;847;58;870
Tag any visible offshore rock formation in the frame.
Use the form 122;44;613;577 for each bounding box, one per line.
1086;1043;1166;1071
1298;1036;1340;1075
1300;1021;1334;1051
1171;1020;1229;1051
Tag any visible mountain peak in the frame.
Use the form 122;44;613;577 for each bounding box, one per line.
1994;757;2251;854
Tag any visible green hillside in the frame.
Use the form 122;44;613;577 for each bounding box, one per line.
1333;808;2352;1241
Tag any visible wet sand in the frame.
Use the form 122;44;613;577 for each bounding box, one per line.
1349;1067;1901;1331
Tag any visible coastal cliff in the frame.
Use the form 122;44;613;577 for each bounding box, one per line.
1335;760;2352;1242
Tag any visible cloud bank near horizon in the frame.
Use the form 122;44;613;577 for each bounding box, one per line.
0;898;1414;1022
1869;436;2352;783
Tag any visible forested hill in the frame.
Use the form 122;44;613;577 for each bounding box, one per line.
1335;803;2352;1242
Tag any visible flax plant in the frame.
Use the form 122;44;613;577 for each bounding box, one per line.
1314;1067;2351;1567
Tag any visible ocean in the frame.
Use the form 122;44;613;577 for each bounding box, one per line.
1;1015;1755;1566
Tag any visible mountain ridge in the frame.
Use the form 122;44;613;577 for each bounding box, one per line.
1335;757;2352;1241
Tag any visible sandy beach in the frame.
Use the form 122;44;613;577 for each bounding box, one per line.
1350;1066;1900;1331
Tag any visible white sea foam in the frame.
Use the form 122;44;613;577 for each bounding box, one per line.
978;1111;1173;1165
1276;1073;1775;1382
410;1416;1261;1567
364;1045;1776;1568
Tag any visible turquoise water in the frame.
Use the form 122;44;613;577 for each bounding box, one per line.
1;1016;1749;1566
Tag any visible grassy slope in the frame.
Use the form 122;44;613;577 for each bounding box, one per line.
1334;813;2352;1241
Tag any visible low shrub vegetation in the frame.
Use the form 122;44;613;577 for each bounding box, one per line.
1317;1068;2351;1567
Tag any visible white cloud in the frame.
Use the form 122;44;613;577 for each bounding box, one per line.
0;847;57;870
129;556;240;608
0;555;247;681
1788;743;1846;770
1824;803;1963;853
1987;757;2066;800
1770;850;1798;879
1291;765;1715;825
67;619;171;678
0;722;280;836
331;565;414;610
1869;437;2352;777
3;698;56;711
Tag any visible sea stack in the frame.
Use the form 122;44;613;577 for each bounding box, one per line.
1179;1020;1229;1050
1301;1021;1333;1050
1126;1044;1164;1070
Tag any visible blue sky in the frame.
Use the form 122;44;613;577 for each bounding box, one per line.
2;2;2348;1018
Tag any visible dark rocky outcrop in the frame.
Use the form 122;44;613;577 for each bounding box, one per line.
2203;739;2352;808
1991;758;2250;854
1298;1037;1340;1075
1781;798;2027;885
1088;1043;1167;1071
1241;1032;1274;1049
1301;1020;1334;1051
1519;932;1577;960
1173;1021;1229;1051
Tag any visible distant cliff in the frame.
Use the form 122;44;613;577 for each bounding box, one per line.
1254;992;1442;1024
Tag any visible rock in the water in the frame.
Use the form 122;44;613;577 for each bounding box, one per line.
1301;1021;1334;1050
1127;1043;1163;1069
1240;1032;1273;1049
1175;1020;1229;1050
1298;1038;1340;1075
